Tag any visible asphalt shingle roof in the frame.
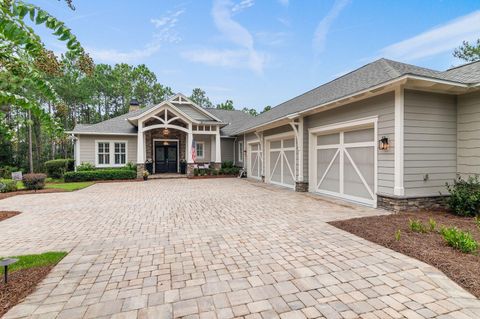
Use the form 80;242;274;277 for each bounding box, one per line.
205;108;254;136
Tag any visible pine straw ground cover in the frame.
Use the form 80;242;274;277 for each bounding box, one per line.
0;252;67;317
329;211;480;298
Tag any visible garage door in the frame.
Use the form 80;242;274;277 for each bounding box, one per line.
312;127;376;206
248;143;262;180
268;137;295;188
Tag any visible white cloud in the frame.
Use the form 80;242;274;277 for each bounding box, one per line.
182;0;266;74
379;10;480;62
232;0;254;13
89;9;184;63
255;31;290;46
278;0;289;6
312;0;350;54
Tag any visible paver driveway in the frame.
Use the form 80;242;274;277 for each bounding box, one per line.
0;179;479;319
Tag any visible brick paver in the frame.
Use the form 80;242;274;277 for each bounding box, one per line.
0;179;479;318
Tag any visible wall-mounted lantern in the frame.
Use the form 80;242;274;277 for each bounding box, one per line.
162;128;170;136
379;136;389;151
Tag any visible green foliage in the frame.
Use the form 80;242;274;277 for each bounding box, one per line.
0;252;67;274
76;162;95;171
0;179;18;193
475;216;480;231
44;158;74;178
429;218;437;232
125;161;136;171
221;161;234;169
64;169;136;182
219;166;240;176
190;88;213;108
395;229;401;241
440;226;478;254
0;165;21;179
193;168;199;176
453;39;480;62
445;176;480;217
409;219;427;233
45;181;93;191
261;105;272;113
216;99;234;110
22;173;46;190
242;107;258;116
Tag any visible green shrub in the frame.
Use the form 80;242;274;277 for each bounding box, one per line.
475;216;480;231
409;219;427;233
193;168;199;176
221;161;234;169
76;162;96;172
429;218;437;232
395;229;401;241
0;179;18;193
44;159;74;178
64;169;136;182
23;173;46;190
125;161;137;171
212;170;219;176
445;176;480;217
0;166;22;179
440;226;478;254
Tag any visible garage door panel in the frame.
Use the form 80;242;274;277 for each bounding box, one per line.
267;137;296;188
312;125;376;206
269;151;282;183
249;143;262;179
283;150;295;186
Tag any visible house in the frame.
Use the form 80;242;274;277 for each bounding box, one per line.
70;58;480;211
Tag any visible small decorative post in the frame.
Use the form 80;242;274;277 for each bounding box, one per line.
0;258;18;284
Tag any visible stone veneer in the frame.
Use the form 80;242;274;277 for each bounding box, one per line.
295;181;309;192
377;194;448;212
136;163;145;179
144;129;186;163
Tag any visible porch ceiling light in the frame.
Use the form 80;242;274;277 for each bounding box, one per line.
379;136;389;151
163;141;169;146
162;128;170;136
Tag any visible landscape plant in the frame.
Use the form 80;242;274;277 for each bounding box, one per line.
64;169;136;182
22;173;46;190
429;218;437;232
44;158;74;178
0;179;18;193
76;162;95;171
445;176;480;217
440;226;478;254
409;219;427;233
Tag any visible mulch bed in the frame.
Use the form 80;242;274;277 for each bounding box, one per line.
0;189;66;201
0;266;53;317
0;211;20;222
329;211;480;298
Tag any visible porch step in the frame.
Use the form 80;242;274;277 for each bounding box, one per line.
149;174;187;180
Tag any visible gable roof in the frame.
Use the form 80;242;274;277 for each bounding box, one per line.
231;58;480;134
205;108;254;136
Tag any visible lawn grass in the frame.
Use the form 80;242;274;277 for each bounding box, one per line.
0;252;67;274
45;181;94;191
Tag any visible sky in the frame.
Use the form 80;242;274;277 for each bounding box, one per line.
31;0;480;111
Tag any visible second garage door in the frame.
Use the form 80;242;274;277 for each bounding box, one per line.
267;136;296;188
310;124;376;206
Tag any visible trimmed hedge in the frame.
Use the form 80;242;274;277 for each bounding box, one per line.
23;173;47;190
64;169;136;182
44;159;75;178
0;179;18;193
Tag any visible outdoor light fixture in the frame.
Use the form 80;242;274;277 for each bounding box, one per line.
163;141;169;146
0;258;18;284
379;136;389;151
162;128;170;136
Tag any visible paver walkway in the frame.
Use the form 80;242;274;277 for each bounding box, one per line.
0;179;479;319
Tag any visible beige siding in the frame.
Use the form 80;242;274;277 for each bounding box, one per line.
235;133;257;166
194;135;213;162
404;90;457;196
78;135;137;166
305;92;395;195
457;91;480;177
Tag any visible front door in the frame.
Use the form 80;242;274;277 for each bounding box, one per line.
155;142;178;173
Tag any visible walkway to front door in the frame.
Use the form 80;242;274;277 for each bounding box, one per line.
154;141;178;173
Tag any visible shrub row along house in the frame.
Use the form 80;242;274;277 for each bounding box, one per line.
70;58;480;211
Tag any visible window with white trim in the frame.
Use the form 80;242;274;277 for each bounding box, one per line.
97;142;110;165
114;142;126;165
239;141;244;162
196;141;204;159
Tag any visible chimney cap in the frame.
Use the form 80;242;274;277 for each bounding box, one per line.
129;98;139;106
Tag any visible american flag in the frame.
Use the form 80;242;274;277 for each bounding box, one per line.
191;139;196;162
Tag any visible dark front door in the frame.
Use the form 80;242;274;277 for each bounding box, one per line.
155;142;177;173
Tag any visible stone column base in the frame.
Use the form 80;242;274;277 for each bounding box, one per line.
187;163;195;177
295;181;309;192
211;162;221;170
377;194;448;212
136;164;145;179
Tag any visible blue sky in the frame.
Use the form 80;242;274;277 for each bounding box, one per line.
32;0;480;111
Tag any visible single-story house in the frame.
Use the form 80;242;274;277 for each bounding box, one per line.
70;58;480;211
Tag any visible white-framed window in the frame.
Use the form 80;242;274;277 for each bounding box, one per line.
196;141;204;159
97;142;110;165
95;141;128;167
114;142;126;165
238;141;244;162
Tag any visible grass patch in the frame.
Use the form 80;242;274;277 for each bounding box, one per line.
44;181;94;191
0;252;67;274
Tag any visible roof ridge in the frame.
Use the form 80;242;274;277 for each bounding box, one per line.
379;58;401;77
445;60;480;72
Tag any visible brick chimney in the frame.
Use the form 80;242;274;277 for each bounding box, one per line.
129;99;140;112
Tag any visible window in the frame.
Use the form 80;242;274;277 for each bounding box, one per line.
97;142;110;165
114;142;126;165
96;141;127;167
239;141;244;162
196;141;204;159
